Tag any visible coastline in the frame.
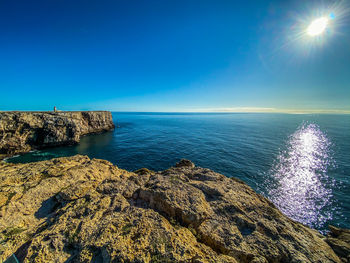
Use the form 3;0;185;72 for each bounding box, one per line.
0;111;115;160
0;111;349;262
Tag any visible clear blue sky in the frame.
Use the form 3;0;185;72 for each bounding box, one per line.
1;0;349;112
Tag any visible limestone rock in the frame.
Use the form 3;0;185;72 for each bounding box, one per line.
0;111;114;158
175;159;195;168
0;156;344;262
326;226;350;262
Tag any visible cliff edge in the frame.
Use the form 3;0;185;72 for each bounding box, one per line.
0;156;348;262
0;111;115;158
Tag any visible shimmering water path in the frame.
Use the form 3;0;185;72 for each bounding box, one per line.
7;113;350;232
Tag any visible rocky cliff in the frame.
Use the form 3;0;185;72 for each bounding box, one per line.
0;156;348;262
0;111;115;158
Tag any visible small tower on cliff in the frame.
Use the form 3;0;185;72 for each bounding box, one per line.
54;106;57;112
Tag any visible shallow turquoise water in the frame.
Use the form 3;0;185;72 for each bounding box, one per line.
7;113;350;232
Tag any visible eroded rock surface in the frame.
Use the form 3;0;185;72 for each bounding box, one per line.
326;226;350;262
0;156;345;262
0;111;114;158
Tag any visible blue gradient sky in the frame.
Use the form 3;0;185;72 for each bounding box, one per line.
1;0;349;112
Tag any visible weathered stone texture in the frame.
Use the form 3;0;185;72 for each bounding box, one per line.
0;111;114;157
0;156;347;262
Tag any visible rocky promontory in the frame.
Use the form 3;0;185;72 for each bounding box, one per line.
0;111;115;159
1;155;348;262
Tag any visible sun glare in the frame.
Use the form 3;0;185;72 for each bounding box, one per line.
307;17;329;36
267;123;335;230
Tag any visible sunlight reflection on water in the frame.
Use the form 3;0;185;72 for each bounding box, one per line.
268;123;337;230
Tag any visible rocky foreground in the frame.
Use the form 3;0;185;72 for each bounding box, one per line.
0;156;349;262
0;111;114;159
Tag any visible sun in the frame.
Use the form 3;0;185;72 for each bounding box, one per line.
307;17;329;36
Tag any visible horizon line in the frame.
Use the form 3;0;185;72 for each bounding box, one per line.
108;107;350;114
1;108;350;114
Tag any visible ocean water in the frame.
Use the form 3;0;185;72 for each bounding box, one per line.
7;113;350;232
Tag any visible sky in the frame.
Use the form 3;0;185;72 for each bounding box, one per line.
0;0;349;112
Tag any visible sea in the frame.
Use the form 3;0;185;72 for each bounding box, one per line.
7;112;350;233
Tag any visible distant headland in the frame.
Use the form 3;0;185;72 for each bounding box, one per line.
0;111;115;160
